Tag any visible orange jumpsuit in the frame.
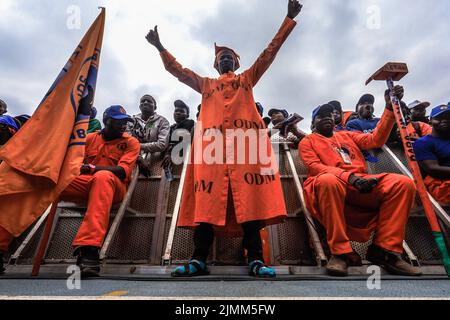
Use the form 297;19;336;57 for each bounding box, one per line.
63;132;140;248
159;17;297;233
424;176;450;204
299;109;416;255
0;131;139;252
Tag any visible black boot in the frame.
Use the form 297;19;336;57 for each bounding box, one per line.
74;246;100;278
0;253;5;275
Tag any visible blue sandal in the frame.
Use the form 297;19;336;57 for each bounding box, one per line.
171;259;210;277
249;260;276;278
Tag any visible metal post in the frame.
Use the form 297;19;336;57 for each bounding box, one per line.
99;167;140;262
283;143;328;266
162;143;191;265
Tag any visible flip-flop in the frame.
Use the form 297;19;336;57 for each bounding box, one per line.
171;259;210;277
248;260;276;278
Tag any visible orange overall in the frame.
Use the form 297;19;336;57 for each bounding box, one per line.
299;109;416;255
0;131;140;252
424;176;450;204
64;132;139;248
160;17;297;234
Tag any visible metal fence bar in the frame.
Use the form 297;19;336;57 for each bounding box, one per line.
162;143;191;265
283;143;328;266
99;167;140;261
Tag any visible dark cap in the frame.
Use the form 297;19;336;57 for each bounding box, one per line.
312;104;334;122
174;100;190;116
103;105;132;122
268;108;289;118
356;94;375;110
328;100;342;113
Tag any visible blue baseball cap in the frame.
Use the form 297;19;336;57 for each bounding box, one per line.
312;104;334;122
103;105;132;122
430;104;450;119
0;115;19;131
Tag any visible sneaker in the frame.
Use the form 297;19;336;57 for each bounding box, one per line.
74;246;101;278
366;244;422;276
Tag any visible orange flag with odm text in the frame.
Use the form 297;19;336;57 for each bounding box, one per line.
0;9;105;237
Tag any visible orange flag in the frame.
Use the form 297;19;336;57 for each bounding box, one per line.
0;9;105;237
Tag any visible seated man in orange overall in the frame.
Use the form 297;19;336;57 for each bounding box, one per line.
61;105;140;277
299;86;422;277
146;0;303;277
413;104;450;204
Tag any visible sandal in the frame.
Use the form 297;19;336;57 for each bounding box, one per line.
171;259;210;277
248;260;276;278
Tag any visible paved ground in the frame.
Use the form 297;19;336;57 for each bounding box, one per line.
0;279;449;298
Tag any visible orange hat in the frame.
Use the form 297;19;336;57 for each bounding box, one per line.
214;43;240;72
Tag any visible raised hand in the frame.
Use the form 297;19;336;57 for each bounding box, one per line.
287;0;303;19
145;25;165;52
384;85;404;111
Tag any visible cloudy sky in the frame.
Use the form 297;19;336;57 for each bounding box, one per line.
1;0;449;131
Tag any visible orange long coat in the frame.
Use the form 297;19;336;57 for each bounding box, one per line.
160;17;297;230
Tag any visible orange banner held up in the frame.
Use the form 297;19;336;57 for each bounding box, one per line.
0;9;105;237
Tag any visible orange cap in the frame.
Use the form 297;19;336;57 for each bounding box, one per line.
214;43;240;72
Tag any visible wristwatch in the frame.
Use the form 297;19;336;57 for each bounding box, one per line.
88;164;96;174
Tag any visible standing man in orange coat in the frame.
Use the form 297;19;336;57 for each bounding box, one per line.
146;0;303;277
299;86;422;277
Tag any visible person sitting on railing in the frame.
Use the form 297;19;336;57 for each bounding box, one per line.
162;100;195;175
346;94;379;133
299;85;422;277
61;105;140;277
409;100;431;124
328;100;346;132
127;94;170;177
146;0;303;278
413;104;450;204
268;108;306;146
87;106;102;133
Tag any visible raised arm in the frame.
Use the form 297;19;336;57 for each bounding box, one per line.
146;26;204;93
352;86;404;150
244;0;302;87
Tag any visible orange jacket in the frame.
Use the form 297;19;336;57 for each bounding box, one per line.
84;132;140;184
299;109;396;183
406;121;432;140
160;17;297;229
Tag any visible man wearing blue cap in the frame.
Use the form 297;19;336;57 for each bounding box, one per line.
0;115;19;146
299;86;421;277
413;104;450;204
60;105;140;277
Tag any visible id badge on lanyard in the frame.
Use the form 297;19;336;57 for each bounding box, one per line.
337;148;352;165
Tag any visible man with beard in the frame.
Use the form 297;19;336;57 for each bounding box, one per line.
299;86;422;277
128;94;170;176
146;0;303;277
346;94;380;133
413;104;450;204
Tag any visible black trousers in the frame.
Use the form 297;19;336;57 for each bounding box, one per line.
192;221;264;263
